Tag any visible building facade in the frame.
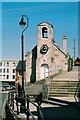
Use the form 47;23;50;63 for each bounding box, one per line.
25;22;68;83
15;60;26;91
0;60;18;85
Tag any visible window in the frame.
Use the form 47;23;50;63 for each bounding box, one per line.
6;75;9;79
13;62;16;67
51;58;54;63
13;75;15;79
13;69;15;73
7;69;9;73
7;62;9;67
0;75;2;79
0;62;2;66
3;69;5;73
3;75;5;79
0;69;2;73
42;27;48;38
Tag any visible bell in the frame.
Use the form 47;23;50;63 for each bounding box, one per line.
19;16;26;26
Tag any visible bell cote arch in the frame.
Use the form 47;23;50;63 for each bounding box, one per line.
42;27;48;38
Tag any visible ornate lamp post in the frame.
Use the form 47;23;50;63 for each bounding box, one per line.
19;15;29;112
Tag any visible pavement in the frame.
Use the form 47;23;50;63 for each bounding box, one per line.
50;96;76;102
3;66;80;119
53;66;78;81
41;103;80;120
28;100;80;120
13;96;80;120
15;66;80;119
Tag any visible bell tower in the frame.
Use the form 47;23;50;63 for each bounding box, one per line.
36;22;54;80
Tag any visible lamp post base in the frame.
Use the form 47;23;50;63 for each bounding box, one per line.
20;91;26;113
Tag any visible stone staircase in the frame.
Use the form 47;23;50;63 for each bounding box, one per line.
48;66;79;97
48;80;78;97
25;66;79;99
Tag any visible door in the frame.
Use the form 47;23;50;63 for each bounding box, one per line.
40;64;49;79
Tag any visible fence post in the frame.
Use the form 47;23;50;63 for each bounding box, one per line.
10;92;11;106
37;105;41;120
16;95;19;115
11;92;14;110
27;95;29;120
8;92;10;105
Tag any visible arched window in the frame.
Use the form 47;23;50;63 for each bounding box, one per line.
40;64;49;79
42;27;48;38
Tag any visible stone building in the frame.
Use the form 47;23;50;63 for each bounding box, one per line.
15;60;26;91
25;22;68;83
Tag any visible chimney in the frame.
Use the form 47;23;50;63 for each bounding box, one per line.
63;35;67;54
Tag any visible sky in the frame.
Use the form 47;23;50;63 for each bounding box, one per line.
1;1;78;60
1;0;79;2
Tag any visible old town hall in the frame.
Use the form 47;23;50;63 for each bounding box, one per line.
25;22;68;83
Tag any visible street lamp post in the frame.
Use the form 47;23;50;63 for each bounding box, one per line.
19;15;29;112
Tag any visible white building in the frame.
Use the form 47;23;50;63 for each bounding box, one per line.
0;60;18;85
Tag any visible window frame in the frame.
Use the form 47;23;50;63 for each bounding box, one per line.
0;62;2;66
0;68;2;73
42;27;48;38
6;75;9;79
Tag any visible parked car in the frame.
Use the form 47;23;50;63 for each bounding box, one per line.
74;61;80;66
2;87;6;91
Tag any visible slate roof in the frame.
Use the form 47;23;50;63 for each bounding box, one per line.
16;60;26;71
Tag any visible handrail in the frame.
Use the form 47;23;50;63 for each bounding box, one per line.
6;88;44;120
25;108;36;120
26;95;44;120
7;91;21;118
74;81;80;102
38;107;44;120
1;118;5;120
27;96;38;108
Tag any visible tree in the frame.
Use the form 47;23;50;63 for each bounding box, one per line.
75;57;80;61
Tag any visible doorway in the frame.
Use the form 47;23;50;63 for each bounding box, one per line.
40;64;49;79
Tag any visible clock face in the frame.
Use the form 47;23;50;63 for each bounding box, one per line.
40;45;48;54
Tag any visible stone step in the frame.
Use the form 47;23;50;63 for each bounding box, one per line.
48;89;78;93
50;81;78;85
48;90;78;97
49;86;78;89
49;84;77;87
49;87;77;89
49;92;78;96
49;89;77;93
50;86;78;89
48;93;75;97
48;80;79;97
49;84;78;88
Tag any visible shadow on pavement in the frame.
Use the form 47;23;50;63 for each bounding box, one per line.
31;102;80;120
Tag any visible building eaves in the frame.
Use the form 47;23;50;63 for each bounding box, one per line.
38;22;53;28
16;60;26;71
53;42;67;57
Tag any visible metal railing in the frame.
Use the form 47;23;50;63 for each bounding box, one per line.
6;88;44;120
74;81;80;102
